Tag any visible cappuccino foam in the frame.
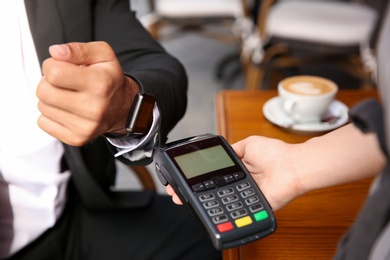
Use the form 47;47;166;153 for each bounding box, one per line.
281;76;336;96
289;82;323;95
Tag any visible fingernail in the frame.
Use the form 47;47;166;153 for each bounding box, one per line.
50;44;69;57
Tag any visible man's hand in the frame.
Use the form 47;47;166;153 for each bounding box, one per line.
37;42;140;146
166;185;183;205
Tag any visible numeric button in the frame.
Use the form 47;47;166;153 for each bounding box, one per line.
208;207;224;217
226;202;243;212
245;196;260;205
237;182;250;191
203;200;219;209
199;193;215;202
213;214;228;224
217;188;234;197
231;209;248;219
241;189;255;198
222;194;239;204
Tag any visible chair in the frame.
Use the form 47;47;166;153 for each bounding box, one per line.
140;0;249;41
129;166;156;192
138;0;252;87
243;0;387;90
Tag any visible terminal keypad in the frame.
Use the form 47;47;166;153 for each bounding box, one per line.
195;172;268;233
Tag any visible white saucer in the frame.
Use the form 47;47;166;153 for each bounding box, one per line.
263;97;349;134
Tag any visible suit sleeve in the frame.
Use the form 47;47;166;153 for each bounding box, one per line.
93;0;188;144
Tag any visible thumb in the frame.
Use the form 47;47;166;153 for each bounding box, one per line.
48;41;115;66
231;141;244;158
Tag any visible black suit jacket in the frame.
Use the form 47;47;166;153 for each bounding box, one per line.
24;0;188;209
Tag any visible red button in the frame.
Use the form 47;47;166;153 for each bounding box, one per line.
217;222;234;232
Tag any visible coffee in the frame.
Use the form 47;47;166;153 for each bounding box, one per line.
280;76;336;96
277;75;338;122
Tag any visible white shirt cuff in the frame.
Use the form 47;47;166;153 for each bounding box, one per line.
106;104;160;161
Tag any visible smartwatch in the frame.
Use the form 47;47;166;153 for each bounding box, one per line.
126;92;156;135
105;92;156;138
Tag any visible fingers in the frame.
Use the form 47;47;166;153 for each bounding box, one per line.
42;42;122;92
37;114;94;146
36;74;111;146
36;76;108;120
166;185;183;205
37;100;100;146
41;59;96;92
231;140;245;159
48;42;115;65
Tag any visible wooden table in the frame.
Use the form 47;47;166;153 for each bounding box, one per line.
216;89;379;260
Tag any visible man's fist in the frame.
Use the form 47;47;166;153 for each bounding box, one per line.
36;42;140;146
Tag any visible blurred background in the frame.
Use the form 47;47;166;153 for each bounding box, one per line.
116;0;384;192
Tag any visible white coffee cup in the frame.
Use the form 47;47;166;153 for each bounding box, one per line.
278;75;338;122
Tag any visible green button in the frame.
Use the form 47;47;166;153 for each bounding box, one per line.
254;210;268;221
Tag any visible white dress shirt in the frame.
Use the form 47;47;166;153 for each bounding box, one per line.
0;1;70;256
0;1;159;257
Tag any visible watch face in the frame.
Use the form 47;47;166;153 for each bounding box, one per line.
126;93;156;135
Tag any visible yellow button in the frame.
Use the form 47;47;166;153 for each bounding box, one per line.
235;216;252;228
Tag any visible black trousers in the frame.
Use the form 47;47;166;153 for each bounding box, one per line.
9;191;221;260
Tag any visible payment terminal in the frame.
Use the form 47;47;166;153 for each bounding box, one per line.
153;134;276;250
